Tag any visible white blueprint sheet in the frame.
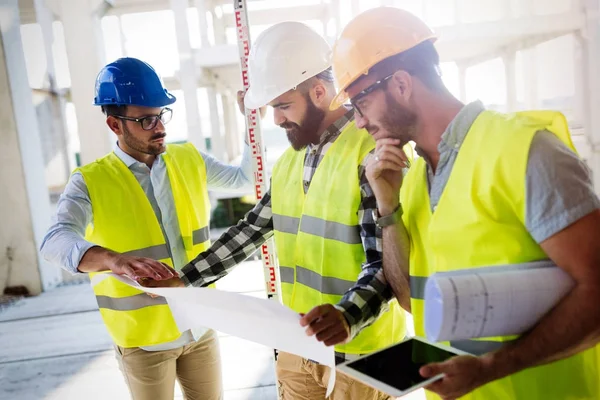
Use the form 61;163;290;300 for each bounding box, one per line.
91;273;336;396
424;260;575;342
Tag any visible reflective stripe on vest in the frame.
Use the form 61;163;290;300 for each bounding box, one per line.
271;122;406;355
274;214;361;244
122;244;171;260
96;293;167;311
409;275;427;300
279;265;355;296
80;143;211;348
402;110;599;400
193;226;210;245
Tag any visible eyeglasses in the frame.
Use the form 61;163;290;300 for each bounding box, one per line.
114;108;173;130
350;74;394;118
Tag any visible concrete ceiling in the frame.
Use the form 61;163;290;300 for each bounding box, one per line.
17;0;585;94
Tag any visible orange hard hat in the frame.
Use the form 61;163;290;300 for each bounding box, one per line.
330;7;437;109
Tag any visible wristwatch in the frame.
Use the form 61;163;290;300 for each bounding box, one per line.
373;204;403;228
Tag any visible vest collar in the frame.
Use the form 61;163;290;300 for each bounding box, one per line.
438;100;486;154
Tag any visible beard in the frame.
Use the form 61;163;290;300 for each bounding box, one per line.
368;91;418;145
121;124;166;155
280;93;325;151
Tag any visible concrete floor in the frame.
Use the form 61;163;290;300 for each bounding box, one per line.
0;259;425;400
0;260;277;400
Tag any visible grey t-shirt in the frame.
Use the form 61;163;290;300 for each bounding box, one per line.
426;101;600;243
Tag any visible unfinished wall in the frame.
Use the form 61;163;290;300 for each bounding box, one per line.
0;0;62;294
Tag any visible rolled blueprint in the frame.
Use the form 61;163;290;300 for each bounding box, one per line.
424;260;575;342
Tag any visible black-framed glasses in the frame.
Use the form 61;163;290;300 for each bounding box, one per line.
114;108;173;130
350;74;394;117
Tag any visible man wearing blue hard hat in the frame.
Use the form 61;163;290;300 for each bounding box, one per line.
40;57;253;399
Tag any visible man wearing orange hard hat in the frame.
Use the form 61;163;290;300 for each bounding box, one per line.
331;6;600;400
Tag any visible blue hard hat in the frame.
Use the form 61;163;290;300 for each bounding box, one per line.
93;57;176;107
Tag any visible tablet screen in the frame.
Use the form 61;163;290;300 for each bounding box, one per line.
343;338;458;392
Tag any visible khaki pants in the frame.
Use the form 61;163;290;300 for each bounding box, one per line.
276;351;391;400
115;329;222;400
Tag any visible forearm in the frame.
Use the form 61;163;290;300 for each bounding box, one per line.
40;171;100;275
336;267;393;339
181;191;274;287
202;145;253;190
347;161;395;333
485;283;600;380
77;246;120;273
381;221;411;312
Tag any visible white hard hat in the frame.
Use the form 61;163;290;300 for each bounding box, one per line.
244;21;332;109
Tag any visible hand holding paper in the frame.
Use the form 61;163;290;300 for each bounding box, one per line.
91;273;337;396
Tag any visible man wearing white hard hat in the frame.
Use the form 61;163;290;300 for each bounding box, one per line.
148;21;406;399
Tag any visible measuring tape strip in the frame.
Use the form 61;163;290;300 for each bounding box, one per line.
233;0;281;301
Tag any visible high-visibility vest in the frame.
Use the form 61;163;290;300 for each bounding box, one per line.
79;143;211;348
271;122;406;355
401;110;600;399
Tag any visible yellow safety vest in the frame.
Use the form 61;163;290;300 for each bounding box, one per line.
271;122;406;355
401;110;600;399
78;143;211;348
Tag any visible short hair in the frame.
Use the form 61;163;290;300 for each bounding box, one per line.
315;66;334;83
100;105;127;116
368;40;444;92
298;66;335;93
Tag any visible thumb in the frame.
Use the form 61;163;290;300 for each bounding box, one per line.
420;362;445;378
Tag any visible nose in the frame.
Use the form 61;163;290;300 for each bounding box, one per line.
273;108;286;126
154;118;166;132
354;109;368;129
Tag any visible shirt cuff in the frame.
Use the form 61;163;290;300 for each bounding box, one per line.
180;272;194;287
333;302;361;341
180;261;210;287
70;241;98;275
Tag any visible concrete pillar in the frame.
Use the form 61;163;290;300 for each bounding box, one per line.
172;0;206;151
458;63;468;103
329;0;342;42
221;93;241;161
0;0;62;294
574;34;586;130
57;0;112;166
522;47;539;109
582;0;600;194
504;51;517;112
211;5;227;46
195;0;210;46
118;16;128;57
454;0;461;24
207;87;227;160
351;0;360;16
195;0;225;160
34;0;72;183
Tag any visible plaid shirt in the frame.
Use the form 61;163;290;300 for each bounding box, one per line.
181;108;393;363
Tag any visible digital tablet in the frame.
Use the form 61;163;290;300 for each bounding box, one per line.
337;336;466;397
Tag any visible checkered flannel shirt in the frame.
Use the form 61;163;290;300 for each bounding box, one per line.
181;108;394;363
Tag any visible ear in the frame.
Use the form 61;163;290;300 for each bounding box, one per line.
310;81;328;107
106;116;122;136
389;70;413;104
